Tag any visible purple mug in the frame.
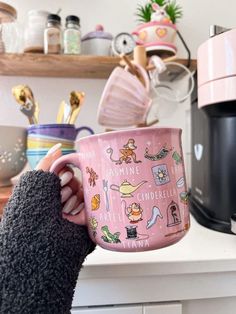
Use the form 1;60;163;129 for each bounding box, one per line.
27;124;94;141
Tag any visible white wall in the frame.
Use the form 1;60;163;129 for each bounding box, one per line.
4;0;236;57
1;0;236;180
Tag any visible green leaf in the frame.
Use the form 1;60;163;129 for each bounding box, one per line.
135;0;183;24
166;0;183;24
135;3;152;23
150;0;167;7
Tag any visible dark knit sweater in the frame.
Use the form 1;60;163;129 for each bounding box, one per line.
0;171;95;314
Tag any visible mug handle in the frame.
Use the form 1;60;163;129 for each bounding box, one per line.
125;62;150;92
50;153;87;226
76;126;94;137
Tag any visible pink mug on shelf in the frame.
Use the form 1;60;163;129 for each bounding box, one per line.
50;127;190;252
97;63;152;128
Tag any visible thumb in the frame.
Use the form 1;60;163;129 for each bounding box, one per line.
35;143;62;172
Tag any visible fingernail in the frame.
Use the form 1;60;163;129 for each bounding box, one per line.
70;202;85;215
35;155;51;170
60;171;73;187
62;195;78;214
61;186;72;203
46;143;62;156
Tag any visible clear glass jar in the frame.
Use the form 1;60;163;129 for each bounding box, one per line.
0;2;18;53
63;15;81;54
44;14;62;54
24;10;49;53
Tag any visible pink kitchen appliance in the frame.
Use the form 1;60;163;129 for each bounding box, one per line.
190;26;236;234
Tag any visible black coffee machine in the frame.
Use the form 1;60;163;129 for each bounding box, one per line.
190;26;236;234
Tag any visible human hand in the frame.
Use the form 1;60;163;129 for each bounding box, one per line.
35;143;85;224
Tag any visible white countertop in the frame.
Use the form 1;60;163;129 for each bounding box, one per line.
80;216;236;279
73;216;236;307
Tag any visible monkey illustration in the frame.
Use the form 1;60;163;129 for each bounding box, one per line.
86;167;98;187
107;138;141;165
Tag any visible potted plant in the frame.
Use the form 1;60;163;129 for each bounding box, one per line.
133;0;183;57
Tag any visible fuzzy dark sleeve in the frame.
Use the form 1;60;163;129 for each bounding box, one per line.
0;171;95;314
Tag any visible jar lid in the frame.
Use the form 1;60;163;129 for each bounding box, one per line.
47;14;61;24
82;25;113;41
66;15;80;25
0;1;17;23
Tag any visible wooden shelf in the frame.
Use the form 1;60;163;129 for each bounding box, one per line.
0;53;197;79
0;54;120;79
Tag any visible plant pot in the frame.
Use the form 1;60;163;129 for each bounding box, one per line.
132;21;177;57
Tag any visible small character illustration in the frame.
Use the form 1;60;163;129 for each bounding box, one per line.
106;138;141;165
110;179;147;198
151;2;171;23
167;201;181;227
91;194;100;211
152;164;170;186
86;167;98;187
180;191;189;205
101;225;121;243
103;179;110;211
89;217;98;237
122;200;143;223
176;177;185;188
172;151;182;165
125;225;150;241
146;206;163;229
144;145;172;161
125;226;138;239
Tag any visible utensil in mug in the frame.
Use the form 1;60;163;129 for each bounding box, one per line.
66;91;85;124
56;101;66;123
12;85;39;124
50;127;190;252
63;102;71;123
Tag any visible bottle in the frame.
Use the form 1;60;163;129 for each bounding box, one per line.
63;15;81;54
24;10;49;53
0;2;18;53
44;14;62;54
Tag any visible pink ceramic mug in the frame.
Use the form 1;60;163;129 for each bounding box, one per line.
50;127;190;252
132;21;177;56
97;64;152;127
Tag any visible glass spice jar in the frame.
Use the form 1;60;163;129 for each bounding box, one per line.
44;14;62;54
24;10;49;53
0;2;18;53
63;15;81;54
